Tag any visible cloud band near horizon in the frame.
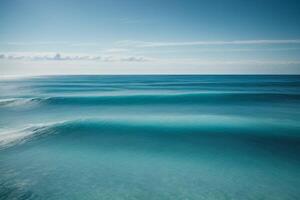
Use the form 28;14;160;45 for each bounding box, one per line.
116;39;300;48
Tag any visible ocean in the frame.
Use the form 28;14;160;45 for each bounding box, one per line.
0;75;300;199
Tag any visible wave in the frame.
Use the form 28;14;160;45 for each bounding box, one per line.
1;116;299;150
0;125;51;150
0;98;43;108
1;92;300;108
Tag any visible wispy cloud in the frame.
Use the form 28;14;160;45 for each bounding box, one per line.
0;52;149;62
117;39;300;48
190;47;300;52
3;39;300;49
152;58;300;66
4;42;70;46
103;48;130;53
1;42;99;47
120;18;143;24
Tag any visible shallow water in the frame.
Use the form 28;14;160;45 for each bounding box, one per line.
0;75;300;199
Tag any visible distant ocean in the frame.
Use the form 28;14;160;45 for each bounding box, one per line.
0;75;300;199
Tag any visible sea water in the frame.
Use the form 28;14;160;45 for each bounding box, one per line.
0;75;300;199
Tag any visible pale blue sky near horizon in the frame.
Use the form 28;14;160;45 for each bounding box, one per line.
1;0;300;75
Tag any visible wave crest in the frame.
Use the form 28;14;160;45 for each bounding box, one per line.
1;92;299;108
1;115;299;150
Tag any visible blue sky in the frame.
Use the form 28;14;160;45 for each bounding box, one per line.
0;0;300;75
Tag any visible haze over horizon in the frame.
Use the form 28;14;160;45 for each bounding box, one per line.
1;0;300;75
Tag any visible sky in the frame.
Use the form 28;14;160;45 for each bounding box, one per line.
0;0;300;75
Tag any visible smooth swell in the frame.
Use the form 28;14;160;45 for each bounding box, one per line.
1;115;299;150
1;92;300;108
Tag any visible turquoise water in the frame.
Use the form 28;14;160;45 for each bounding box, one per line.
0;75;300;199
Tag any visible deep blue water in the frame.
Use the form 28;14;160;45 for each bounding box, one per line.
0;75;300;199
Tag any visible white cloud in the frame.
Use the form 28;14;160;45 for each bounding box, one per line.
1;52;299;66
5;39;300;49
103;48;130;53
4;42;69;46
142;57;300;66
2;42;99;47
120;18;142;24
117;39;300;48
69;43;100;47
120;56;149;62
0;52;149;62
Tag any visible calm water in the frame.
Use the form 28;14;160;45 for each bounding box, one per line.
0;75;300;200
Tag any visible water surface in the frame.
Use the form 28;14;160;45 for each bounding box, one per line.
0;75;300;199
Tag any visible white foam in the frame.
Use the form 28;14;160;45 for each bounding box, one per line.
0;125;52;149
0;98;41;108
